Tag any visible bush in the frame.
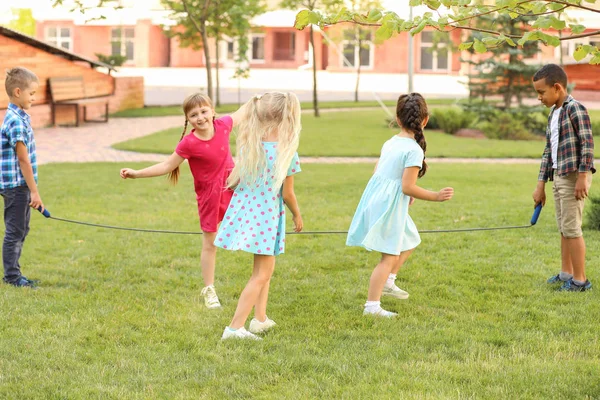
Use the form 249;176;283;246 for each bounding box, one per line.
474;112;539;140
586;196;600;230
430;107;476;135
592;120;600;137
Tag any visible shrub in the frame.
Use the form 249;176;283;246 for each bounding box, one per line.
429;107;476;134
474;112;539;140
95;53;127;67
586;196;600;230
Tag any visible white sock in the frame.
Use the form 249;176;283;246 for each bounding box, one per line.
385;274;397;288
364;300;381;312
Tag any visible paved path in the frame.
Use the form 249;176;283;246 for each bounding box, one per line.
36;115;544;165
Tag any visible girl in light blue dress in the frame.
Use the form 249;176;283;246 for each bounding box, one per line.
347;93;454;318
216;92;303;340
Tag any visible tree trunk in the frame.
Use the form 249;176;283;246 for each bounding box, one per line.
355;37;361;103
215;37;221;107
200;21;213;100
310;24;320;117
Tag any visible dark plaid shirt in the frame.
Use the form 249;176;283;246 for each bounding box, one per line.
538;95;595;182
1;103;37;189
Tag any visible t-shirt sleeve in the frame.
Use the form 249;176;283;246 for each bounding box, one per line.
405;147;424;168
287;152;301;176
216;115;233;138
175;135;190;159
7;119;28;149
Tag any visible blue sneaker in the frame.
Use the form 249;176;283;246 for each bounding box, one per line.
558;279;592;292
547;274;563;284
5;277;36;288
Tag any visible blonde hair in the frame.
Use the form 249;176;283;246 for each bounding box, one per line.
5;67;38;97
168;93;215;184
227;92;301;190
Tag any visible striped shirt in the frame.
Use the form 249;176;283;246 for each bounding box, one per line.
538;95;595;182
1;103;38;189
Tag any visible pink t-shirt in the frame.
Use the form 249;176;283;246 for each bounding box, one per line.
175;116;235;232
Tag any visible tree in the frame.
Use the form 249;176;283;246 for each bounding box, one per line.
281;0;345;117
6;8;36;36
161;0;264;106
294;0;600;64
463;13;541;108
53;0;264;103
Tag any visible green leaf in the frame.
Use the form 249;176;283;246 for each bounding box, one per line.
505;37;517;47
308;10;320;25
508;11;519;19
441;0;453;6
590;55;600;65
294;10;310;30
425;0;441;10
573;45;589;61
549;2;565;10
367;8;383;22
409;0;421;6
569;24;586;34
458;41;473;50
473;39;487;53
374;25;394;43
410;20;427;36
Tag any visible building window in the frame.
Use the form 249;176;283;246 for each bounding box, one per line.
46;26;72;51
111;27;135;61
341;29;373;68
273;32;295;61
251;34;265;62
420;31;450;71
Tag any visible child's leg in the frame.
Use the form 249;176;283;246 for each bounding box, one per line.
200;231;217;286
254;278;272;323
390;249;414;275
560;235;574;275
566;236;587;282
1;187;30;283
229;254;276;329
367;253;400;301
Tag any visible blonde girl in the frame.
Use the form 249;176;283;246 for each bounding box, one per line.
216;92;303;340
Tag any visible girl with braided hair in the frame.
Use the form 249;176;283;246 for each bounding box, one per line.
120;93;245;309
347;93;454;317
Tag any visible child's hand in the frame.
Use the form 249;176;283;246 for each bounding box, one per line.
409;196;415;206
436;187;454;202
29;192;43;210
292;214;303;232
120;168;138;179
574;174;590;200
532;185;546;206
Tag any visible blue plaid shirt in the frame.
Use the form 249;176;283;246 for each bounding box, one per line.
1;103;38;189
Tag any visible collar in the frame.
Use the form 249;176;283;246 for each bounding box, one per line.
8;103;31;124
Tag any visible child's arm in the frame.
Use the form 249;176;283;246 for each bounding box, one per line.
533;134;551;206
401;167;453;202
15;142;43;210
229;107;247;128
569;104;594;200
120;152;185;179
282;176;303;232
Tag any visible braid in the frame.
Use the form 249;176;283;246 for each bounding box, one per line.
397;93;428;178
168;119;188;185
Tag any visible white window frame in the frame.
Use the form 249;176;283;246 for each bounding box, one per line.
340;30;374;70
419;31;451;72
45;26;73;51
250;33;265;63
111;27;135;62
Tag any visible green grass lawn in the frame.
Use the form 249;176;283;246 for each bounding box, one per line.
1;162;599;398
113;110;547;158
111;99;457;118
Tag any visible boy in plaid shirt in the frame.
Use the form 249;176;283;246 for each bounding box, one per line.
1;67;44;288
532;64;595;292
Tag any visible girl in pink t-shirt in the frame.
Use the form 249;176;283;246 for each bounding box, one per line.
120;93;244;309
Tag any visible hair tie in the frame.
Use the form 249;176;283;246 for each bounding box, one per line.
255;95;262;100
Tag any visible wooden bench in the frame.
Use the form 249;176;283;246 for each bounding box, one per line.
48;76;111;127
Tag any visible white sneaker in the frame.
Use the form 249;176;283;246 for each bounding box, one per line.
363;306;398;318
200;285;221;309
249;317;277;334
221;326;262;340
383;283;409;300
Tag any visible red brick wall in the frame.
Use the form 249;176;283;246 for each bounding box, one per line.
1;76;144;128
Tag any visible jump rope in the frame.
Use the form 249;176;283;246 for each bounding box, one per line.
36;203;544;235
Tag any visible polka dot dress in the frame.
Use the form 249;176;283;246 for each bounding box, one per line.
215;143;301;255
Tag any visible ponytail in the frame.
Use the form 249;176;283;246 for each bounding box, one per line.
168;119;188;184
396;93;428;178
